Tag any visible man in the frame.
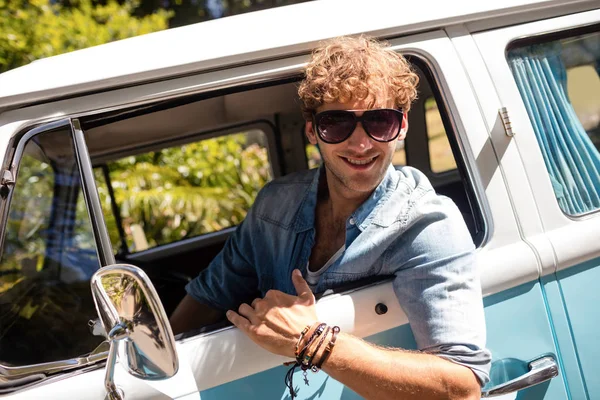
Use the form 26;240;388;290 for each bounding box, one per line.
171;36;490;399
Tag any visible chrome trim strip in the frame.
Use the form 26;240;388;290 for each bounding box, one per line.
72;118;115;266
0;359;106;395
0;351;107;386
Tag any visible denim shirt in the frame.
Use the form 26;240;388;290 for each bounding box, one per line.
186;165;491;385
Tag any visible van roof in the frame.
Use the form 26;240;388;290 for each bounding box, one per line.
0;0;591;111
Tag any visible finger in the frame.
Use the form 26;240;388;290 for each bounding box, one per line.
238;302;260;324
251;298;262;308
226;310;251;333
292;269;315;305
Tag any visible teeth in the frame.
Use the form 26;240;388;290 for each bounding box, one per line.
346;157;374;165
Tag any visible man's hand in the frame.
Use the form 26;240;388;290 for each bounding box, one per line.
226;269;318;358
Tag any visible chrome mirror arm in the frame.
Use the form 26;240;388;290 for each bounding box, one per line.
104;323;130;400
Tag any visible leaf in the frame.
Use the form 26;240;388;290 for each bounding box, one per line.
18;298;39;320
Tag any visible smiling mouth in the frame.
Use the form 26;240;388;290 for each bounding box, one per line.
342;156;377;166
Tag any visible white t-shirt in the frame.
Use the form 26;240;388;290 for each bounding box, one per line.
306;246;345;290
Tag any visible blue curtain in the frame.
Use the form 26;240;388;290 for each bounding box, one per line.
509;45;600;215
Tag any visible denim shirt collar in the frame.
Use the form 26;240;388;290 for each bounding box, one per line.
293;164;400;233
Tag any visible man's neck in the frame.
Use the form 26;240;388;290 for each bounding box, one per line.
321;168;374;225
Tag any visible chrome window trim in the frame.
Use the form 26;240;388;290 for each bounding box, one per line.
0;352;107;395
72;118;115;266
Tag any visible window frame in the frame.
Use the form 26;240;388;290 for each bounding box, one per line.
506;22;600;219
92;119;280;257
0;118;110;393
405;57;462;184
405;54;489;246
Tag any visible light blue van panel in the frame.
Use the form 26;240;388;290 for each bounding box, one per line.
553;258;600;400
541;275;588;400
483;281;568;400
200;280;569;399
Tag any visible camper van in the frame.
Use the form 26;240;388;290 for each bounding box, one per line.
0;0;599;399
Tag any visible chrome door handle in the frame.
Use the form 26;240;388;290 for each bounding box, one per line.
481;356;558;398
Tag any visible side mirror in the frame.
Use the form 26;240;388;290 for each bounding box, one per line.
91;264;178;400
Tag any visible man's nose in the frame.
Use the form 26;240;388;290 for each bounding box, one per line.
346;122;373;151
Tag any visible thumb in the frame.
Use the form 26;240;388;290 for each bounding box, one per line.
292;269;314;305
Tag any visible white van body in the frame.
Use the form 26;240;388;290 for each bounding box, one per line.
0;1;599;399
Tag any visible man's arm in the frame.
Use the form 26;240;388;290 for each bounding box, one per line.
170;294;224;335
171;183;271;335
320;333;480;400
226;270;480;400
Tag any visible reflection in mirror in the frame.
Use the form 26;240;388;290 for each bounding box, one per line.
90;263;178;398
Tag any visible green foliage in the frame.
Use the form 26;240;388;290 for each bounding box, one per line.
0;0;172;72
99;132;272;251
0;155;52;283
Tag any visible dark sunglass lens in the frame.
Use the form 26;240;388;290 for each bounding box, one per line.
317;112;355;143
363;110;401;141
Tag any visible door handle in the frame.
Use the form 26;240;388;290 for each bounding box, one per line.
481;355;558;398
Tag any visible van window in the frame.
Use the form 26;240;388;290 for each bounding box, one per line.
0;125;102;367
96;129;273;253
508;30;600;215
426;97;456;173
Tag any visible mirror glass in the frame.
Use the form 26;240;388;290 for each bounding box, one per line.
91;264;178;380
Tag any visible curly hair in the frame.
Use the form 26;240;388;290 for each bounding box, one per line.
298;36;419;120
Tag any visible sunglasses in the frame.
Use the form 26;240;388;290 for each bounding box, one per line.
312;108;404;144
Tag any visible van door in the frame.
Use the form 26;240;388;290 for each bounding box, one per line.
469;8;600;400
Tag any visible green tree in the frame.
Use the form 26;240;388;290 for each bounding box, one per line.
0;0;172;73
99;132;272;252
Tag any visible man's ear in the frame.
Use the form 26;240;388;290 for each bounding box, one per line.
305;121;318;145
398;112;409;141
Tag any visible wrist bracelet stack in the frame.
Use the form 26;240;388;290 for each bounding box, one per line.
284;322;340;399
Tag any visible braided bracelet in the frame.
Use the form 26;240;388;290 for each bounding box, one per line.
284;324;341;399
294;325;311;358
309;326;331;372
300;323;326;370
296;323;325;361
314;325;340;370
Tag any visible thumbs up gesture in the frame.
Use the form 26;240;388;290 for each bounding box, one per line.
226;269;318;358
